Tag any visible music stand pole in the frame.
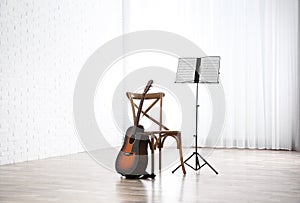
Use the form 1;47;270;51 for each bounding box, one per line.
172;82;218;174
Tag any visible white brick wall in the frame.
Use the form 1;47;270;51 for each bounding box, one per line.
0;0;122;165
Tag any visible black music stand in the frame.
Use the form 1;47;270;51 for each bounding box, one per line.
172;57;220;174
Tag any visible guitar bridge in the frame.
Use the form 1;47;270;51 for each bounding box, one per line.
124;152;134;156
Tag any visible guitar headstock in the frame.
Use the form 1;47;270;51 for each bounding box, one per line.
143;80;153;94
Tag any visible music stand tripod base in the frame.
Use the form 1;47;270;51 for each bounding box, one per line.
172;84;219;175
172;83;219;175
172;148;218;174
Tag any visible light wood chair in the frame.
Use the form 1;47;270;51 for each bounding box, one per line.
126;92;186;174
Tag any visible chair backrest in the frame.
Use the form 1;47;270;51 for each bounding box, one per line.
126;92;169;131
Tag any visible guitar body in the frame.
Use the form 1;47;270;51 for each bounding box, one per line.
115;80;153;178
115;126;149;176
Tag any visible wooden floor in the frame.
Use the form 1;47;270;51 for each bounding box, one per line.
0;148;300;203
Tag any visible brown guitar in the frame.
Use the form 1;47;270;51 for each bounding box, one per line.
115;80;153;178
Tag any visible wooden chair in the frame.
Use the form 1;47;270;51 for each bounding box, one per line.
126;92;186;174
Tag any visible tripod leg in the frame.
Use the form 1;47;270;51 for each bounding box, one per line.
195;154;201;170
197;153;218;174
172;152;196;173
172;163;182;173
184;152;196;163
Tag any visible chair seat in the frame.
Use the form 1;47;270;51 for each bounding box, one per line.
143;130;181;149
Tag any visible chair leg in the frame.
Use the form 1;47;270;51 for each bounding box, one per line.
159;148;162;171
177;133;186;174
151;137;155;174
178;145;186;174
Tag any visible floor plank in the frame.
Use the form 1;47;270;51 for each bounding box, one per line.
0;148;299;203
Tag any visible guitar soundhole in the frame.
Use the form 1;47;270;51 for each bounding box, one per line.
129;136;135;144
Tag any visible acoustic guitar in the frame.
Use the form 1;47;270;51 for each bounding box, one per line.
115;80;153;178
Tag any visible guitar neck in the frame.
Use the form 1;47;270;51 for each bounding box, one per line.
135;94;146;126
133;80;153;127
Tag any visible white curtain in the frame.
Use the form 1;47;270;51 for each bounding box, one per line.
122;0;299;151
214;0;299;150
